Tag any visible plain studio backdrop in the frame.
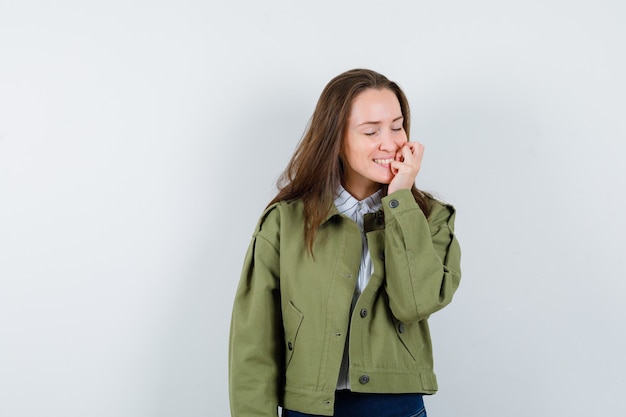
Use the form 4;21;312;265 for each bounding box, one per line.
1;0;625;416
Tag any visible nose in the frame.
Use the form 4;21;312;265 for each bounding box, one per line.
379;130;402;152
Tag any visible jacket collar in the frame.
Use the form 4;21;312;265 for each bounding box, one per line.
322;204;341;224
322;185;384;225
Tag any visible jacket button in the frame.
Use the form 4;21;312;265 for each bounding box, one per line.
360;308;368;318
389;199;399;208
359;375;370;384
288;342;293;351
398;323;405;333
379;251;385;260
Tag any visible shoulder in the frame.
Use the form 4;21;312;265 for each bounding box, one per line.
253;199;305;239
422;191;455;211
421;191;457;227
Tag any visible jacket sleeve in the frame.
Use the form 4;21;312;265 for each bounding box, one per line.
229;206;284;417
382;189;462;324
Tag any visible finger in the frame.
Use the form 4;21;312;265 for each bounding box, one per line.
390;160;400;174
407;141;424;155
401;144;414;162
395;144;416;164
404;142;417;153
407;142;423;158
415;142;424;159
413;143;424;169
390;158;401;167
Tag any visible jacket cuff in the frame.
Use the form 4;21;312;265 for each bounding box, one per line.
381;189;419;215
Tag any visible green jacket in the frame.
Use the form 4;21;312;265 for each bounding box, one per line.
229;189;461;416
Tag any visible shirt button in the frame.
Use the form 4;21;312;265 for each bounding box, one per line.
389;199;399;208
360;308;368;318
398;323;405;333
359;375;370;384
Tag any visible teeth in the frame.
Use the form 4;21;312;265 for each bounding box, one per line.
374;158;394;164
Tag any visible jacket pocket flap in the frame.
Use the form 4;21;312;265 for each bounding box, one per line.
284;301;304;368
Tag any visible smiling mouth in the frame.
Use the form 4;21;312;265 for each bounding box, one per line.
373;158;394;165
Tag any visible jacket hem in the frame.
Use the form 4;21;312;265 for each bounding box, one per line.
283;370;437;416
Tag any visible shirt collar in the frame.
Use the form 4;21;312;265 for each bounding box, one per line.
333;184;383;216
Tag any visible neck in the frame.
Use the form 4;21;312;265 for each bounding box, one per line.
341;181;382;201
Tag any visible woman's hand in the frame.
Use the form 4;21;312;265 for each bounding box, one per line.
388;142;424;195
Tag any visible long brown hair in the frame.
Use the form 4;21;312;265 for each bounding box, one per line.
269;69;430;253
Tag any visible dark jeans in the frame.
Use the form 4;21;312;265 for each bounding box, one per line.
282;391;426;417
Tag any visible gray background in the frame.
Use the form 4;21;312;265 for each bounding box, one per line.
1;0;625;416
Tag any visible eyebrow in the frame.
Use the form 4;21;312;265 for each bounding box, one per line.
357;116;404;126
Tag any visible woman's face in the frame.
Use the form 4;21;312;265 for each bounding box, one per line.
341;88;407;200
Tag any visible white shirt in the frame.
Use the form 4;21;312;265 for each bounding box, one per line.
334;185;383;390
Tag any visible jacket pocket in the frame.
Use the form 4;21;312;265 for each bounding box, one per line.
284;300;304;369
394;318;425;361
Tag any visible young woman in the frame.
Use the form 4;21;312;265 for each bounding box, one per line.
229;69;461;417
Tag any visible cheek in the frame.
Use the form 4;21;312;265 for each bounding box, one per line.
346;141;371;162
395;134;408;146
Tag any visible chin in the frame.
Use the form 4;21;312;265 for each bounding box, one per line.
374;176;393;185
